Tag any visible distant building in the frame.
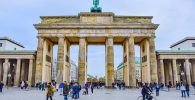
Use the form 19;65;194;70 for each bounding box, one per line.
0;37;24;50
0;37;36;86
170;37;195;50
115;57;141;81
69;60;78;82
51;59;78;82
51;59;57;80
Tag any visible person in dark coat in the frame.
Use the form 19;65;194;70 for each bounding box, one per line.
84;82;89;94
185;83;190;97
141;85;148;100
0;81;4;93
156;84;160;96
91;83;94;94
63;81;70;100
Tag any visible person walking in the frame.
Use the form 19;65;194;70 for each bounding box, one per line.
46;82;55;100
63;81;70;100
91;83;94;94
181;84;186;98
84;82;89;94
156;84;160;96
0;81;4;93
59;82;65;95
185;83;190;97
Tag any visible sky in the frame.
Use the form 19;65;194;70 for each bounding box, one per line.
0;0;195;77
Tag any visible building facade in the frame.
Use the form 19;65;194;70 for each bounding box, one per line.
0;50;36;86
70;59;78;82
156;50;195;85
170;37;195;50
115;57;141;81
0;37;24;50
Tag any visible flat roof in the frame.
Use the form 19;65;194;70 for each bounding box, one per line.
0;50;36;54
170;37;195;48
0;37;25;48
156;50;195;53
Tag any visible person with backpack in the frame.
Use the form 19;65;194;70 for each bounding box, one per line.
63;81;70;100
46;82;55;100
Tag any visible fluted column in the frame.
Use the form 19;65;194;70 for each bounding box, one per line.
160;59;165;84
149;36;158;83
128;37;136;87
185;59;191;85
172;59;178;86
14;59;21;86
56;37;65;83
3;59;10;85
28;59;34;86
35;37;44;83
105;37;114;87
78;38;87;86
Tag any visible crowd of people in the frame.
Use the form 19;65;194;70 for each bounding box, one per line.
34;81;96;100
1;79;195;100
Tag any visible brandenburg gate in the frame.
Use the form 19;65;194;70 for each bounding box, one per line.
34;12;159;87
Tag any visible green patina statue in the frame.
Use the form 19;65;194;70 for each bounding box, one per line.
91;0;102;12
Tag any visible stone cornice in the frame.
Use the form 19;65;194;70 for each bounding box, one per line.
34;23;159;29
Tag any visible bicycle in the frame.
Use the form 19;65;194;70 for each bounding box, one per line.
137;92;157;100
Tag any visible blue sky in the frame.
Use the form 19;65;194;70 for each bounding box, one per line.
1;0;195;77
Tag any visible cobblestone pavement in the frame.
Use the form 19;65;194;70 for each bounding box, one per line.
0;87;195;100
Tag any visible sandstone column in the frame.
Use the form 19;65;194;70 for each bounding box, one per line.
28;59;34;86
105;37;114;88
185;59;191;85
21;61;25;81
0;60;3;81
140;39;150;83
164;63;169;85
192;60;195;82
128;37;136;87
172;59;178;86
160;59;165;84
78;38;87;86
14;59;21;86
3;59;10;85
35;37;44;83
56;37;65;83
168;60;173;85
123;39;129;87
63;39;70;82
149;36;158;83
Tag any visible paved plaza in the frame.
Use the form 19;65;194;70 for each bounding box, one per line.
0;87;195;100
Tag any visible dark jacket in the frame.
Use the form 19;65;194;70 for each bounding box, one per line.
185;84;190;91
63;84;70;96
0;82;4;89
